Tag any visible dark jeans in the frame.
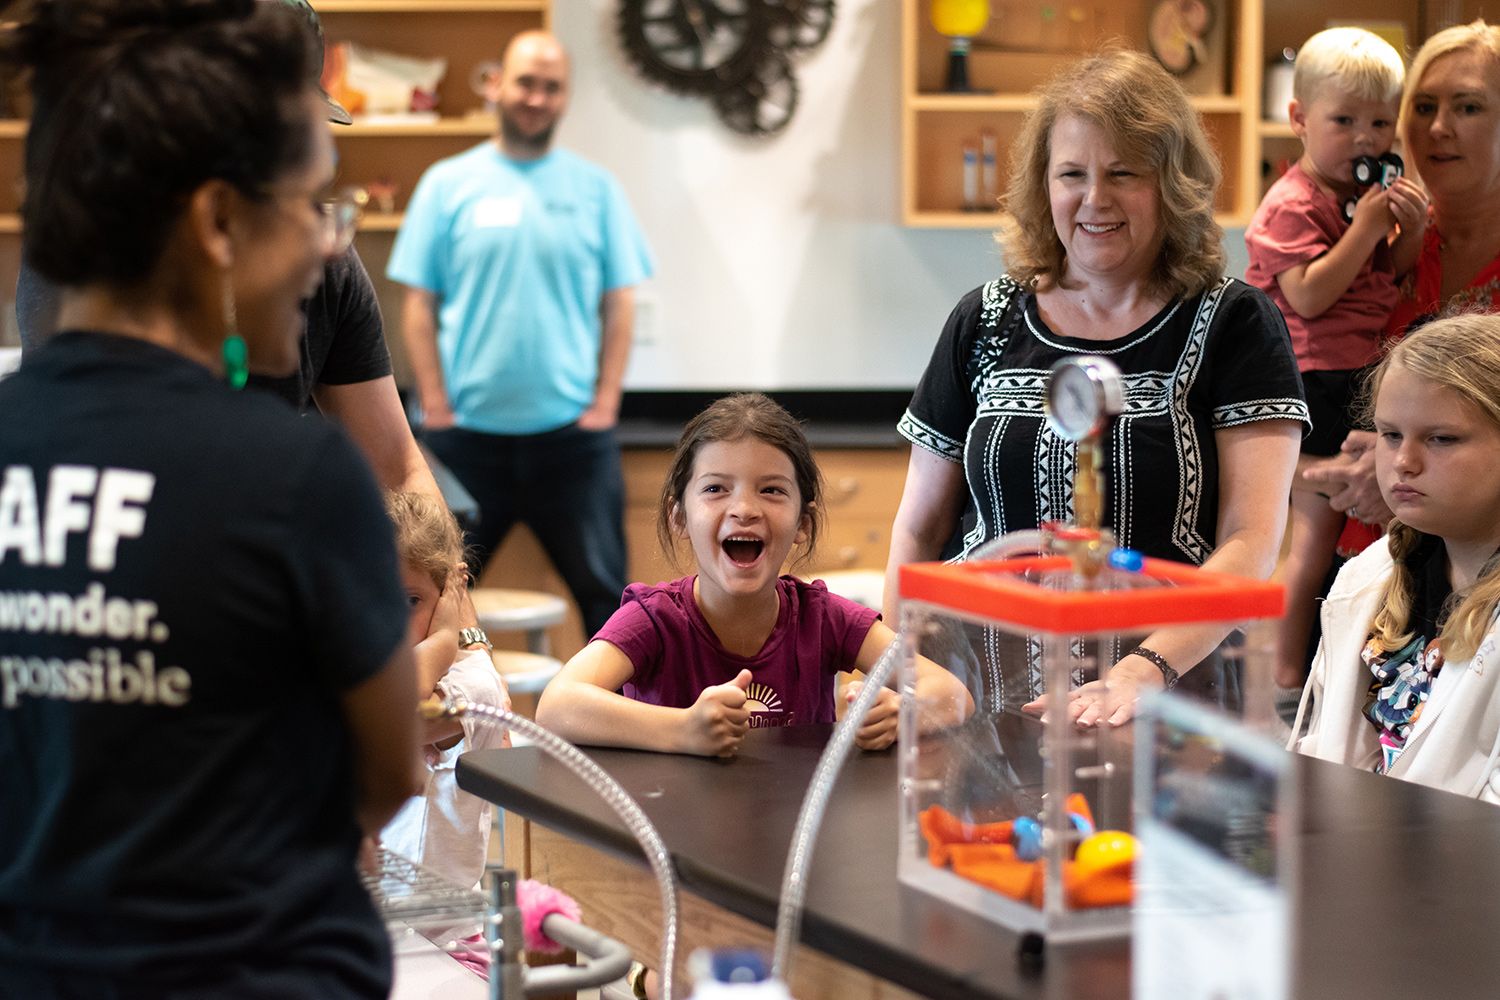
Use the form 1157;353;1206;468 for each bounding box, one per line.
425;423;626;639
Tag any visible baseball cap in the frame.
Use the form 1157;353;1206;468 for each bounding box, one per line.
272;0;354;124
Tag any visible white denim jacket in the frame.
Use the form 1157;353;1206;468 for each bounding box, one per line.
1292;536;1500;804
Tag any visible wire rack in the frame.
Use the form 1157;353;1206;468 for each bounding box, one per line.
361;847;489;936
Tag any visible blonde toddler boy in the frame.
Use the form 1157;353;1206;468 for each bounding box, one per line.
1245;27;1427;710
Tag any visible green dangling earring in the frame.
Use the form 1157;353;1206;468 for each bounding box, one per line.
221;276;247;389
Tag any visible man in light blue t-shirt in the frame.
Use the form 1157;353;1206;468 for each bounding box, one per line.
389;30;654;637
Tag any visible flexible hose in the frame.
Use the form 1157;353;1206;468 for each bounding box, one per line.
446;699;681;1000
770;638;902;983
968;528;1048;561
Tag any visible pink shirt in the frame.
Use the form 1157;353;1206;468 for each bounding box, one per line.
597;575;880;729
1245;162;1398;371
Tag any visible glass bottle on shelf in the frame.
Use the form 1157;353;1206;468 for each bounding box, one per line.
962;138;981;212
1263;48;1295;123
980;129;998;210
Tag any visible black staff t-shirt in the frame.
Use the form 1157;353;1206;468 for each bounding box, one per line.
248;245;394;410
0;333;408;997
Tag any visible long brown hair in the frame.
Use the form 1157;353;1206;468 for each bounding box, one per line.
1364;314;1500;661
657;393;824;569
997;48;1224;301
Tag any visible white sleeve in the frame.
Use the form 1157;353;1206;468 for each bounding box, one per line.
436;647;512;750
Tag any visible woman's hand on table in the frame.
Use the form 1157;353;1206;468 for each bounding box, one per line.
1020;655;1163;727
845;679;899;750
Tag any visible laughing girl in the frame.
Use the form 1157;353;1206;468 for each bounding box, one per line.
536;393;971;757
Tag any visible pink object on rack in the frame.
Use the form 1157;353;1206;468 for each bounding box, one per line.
518;878;581;953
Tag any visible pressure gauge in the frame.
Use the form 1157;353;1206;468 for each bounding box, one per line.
1043;356;1124;442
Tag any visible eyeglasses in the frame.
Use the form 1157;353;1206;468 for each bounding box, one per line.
316;186;368;255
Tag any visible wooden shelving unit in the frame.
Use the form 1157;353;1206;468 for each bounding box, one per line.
337;116;495;137
311;0;550;232
359;213;406;231
315;1;543;11
900;0;1500;230
902;0;1263;227
0;5;548;271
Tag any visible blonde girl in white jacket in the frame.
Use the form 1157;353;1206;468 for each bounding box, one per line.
1293;314;1500;803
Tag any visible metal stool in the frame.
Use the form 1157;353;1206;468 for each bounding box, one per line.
490;649;564;697
470;588;569;656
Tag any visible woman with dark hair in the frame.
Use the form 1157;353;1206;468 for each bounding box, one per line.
884;50;1308;724
0;2;420;997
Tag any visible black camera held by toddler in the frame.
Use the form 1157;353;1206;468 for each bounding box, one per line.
1343;151;1404;222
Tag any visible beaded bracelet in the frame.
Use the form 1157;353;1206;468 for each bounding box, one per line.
1126;645;1179;691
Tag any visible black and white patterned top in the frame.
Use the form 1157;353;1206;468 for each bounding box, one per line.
900;276;1309;565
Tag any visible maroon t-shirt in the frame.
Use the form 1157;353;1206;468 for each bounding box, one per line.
1245;161;1398;372
597;575;881;730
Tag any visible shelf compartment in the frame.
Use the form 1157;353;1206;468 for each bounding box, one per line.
315;8;544;119
907;107;1243;224
337;116;494;136
359;213;405;231
909;94;1041;112
908;110;1027;220
313;1;545;11
914;0;1239;101
332;133;482;215
910;92;1246;114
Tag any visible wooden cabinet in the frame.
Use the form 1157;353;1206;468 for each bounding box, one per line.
901;0;1261;227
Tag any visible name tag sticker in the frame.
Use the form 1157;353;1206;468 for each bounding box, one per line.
472;196;522;228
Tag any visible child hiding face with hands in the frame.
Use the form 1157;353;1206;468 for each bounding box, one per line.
537;393;972;757
381;492;510;890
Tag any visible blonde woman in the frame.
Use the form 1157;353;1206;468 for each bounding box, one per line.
1308;21;1500;530
1294;314;1500;802
885;50;1306;723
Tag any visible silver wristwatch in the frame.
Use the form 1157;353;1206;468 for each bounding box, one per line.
458;626;492;651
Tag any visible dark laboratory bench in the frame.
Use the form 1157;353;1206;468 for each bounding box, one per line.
457;721;1500;1000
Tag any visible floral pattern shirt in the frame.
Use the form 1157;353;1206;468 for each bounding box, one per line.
1362;634;1446;774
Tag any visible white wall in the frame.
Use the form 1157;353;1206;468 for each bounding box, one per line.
551;0;1001;390
550;0;1254;391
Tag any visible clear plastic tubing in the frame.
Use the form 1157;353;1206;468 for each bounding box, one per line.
968;528;1048;561
771;638;902;984
449;700;681;1000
